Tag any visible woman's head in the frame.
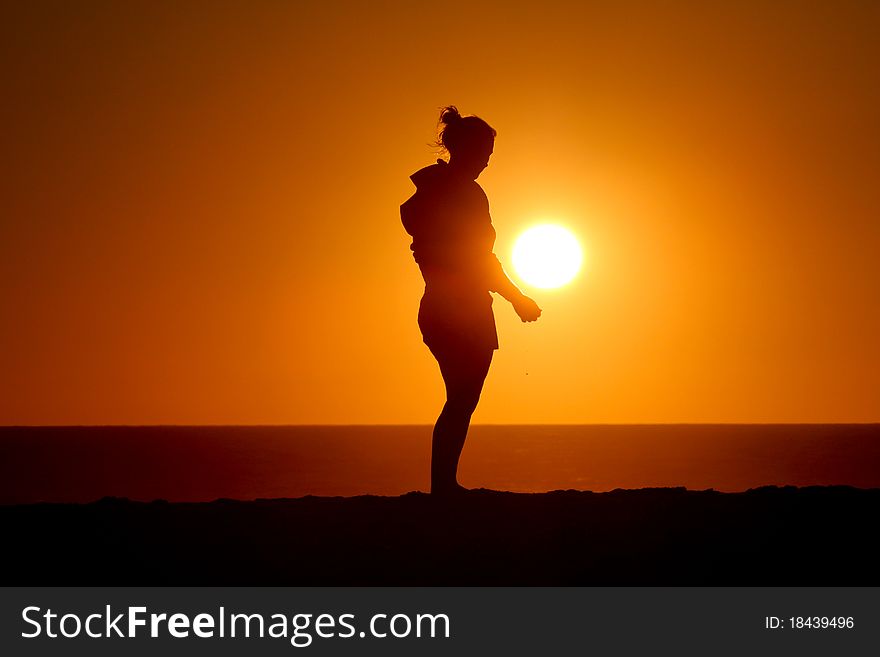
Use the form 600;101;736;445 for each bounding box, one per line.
437;105;496;179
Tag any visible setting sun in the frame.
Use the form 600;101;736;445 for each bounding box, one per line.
512;224;583;289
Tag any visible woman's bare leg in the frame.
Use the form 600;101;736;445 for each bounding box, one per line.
429;346;494;495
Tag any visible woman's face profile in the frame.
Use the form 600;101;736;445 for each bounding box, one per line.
454;137;495;180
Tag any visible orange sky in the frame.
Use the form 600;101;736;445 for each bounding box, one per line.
2;1;878;424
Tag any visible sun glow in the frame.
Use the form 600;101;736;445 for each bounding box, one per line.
512;224;583;289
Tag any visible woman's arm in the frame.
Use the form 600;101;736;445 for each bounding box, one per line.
487;254;542;322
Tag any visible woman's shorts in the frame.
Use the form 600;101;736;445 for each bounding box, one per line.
418;290;499;353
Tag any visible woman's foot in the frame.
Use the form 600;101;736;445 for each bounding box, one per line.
430;481;469;497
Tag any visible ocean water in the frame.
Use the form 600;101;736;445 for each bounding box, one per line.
1;424;878;504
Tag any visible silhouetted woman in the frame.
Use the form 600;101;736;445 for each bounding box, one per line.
401;106;541;496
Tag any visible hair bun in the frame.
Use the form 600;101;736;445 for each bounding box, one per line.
439;105;462;125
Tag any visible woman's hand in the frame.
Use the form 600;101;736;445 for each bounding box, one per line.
513;295;542;322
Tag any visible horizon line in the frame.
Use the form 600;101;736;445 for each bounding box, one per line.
2;422;879;429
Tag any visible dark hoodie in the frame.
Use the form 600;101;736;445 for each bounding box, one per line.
400;159;506;351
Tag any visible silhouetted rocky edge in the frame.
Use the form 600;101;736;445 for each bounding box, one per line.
2;486;877;585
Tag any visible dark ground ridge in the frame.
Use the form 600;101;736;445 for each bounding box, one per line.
2;486;877;585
